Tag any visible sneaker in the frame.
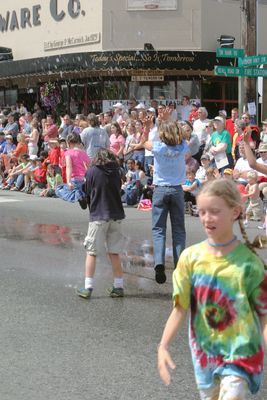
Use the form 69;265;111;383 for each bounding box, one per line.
78;197;87;210
258;223;266;230
155;264;166;284
108;287;124;298
243;220;249;227
76;287;93;299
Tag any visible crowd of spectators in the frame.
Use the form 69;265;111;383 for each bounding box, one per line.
0;98;266;225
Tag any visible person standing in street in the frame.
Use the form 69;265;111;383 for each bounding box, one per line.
144;118;189;284
77;148;126;299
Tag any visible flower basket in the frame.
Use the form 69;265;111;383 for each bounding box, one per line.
40;82;61;110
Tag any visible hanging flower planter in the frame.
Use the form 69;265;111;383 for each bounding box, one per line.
40;82;61;110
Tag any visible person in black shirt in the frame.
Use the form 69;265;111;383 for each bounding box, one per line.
77;148;126;299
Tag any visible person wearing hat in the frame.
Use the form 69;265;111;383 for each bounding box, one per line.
260;119;267;143
195;153;211;184
244;128;267;179
135;102;146;111
112;102;124;123
210;116;233;172
3;113;19;143
0;134;16;173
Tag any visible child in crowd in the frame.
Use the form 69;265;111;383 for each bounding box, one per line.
243;170;264;227
157;179;267;399
205;166;219;182
195;153;211;184
2;153;30;190
30;156;48;195
182;168;201;206
46;139;61;173
77;148;126;299
40;164;63;197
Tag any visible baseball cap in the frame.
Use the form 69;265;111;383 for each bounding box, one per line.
147;107;156;113
213;116;225;124
219;110;227;117
29;155;38;161
223;168;233;175
113;102;124;108
5;134;13;139
135;103;145;109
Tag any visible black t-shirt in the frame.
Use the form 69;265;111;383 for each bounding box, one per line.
84;162;125;222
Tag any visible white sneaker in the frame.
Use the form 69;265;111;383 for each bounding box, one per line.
258;223;266;230
243;220;249;227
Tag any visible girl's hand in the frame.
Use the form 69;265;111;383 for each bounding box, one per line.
67;182;74;190
158;346;176;385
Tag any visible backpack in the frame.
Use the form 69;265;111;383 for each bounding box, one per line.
125;183;138;205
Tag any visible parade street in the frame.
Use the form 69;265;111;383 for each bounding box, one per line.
0;191;266;400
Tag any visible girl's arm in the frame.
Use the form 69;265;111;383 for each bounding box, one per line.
260;315;267;349
158;305;187;385
244;130;267;174
65;155;73;189
143;140;153;151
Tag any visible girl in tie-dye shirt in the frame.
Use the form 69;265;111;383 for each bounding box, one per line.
158;179;267;400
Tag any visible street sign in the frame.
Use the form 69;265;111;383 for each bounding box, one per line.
214;66;244;76
239;54;267;67
243;68;267;78
216;48;244;58
215;65;267;78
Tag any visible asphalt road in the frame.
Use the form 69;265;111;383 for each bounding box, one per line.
0;191;266;400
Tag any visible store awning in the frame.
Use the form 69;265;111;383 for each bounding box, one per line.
0;50;234;85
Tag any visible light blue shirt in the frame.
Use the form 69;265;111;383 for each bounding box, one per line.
152;141;188;186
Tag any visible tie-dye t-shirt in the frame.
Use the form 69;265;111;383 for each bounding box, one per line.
173;241;267;394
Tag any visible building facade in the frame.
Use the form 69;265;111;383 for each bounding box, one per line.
0;0;266;116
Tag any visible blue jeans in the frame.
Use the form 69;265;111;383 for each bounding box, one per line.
144;155;154;176
152;185;186;268
132;151;145;167
55;179;85;202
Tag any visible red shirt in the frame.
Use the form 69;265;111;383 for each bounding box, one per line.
48;147;60;165
226;119;235;142
33;164;47;183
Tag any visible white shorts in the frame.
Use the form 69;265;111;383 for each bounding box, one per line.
199;375;249;400
83;220;126;256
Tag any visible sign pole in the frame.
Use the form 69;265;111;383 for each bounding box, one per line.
241;0;257;121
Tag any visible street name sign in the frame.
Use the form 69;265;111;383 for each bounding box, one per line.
216;48;245;58
239;54;267;67
215;65;267;78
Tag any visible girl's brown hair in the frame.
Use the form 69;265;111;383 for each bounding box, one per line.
158;121;183;146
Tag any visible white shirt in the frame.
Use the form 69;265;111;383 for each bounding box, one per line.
193;119;209;144
257;157;267;177
145;126;159;156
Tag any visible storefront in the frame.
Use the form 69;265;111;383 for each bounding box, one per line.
0;49;237;117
